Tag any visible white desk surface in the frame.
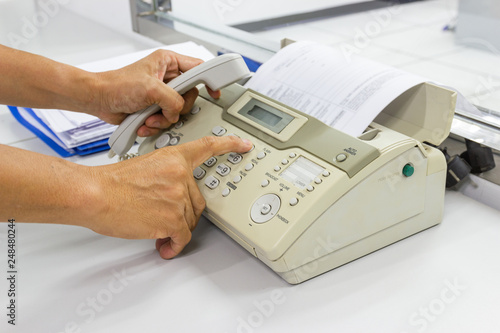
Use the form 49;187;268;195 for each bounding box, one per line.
1;3;500;333
1;173;500;333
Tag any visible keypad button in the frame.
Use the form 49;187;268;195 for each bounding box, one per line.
261;179;270;187
306;185;315;192
322;170;330;177
227;153;243;164
169;136;180;146
212;126;227;136
193;167;206;180
233;175;242;184
281;159;289;165
314;177;323;184
289;152;297;158
190;105;201;115
222;188;231;197
174;121;184;129
205;176;220;189
204;157;217;167
251;194;281;224
289;197;299;206
274;166;281;172
155;133;171;149
245;163;254;171
257;152;266;159
336;153;347;162
260;204;272;215
216;163;231;177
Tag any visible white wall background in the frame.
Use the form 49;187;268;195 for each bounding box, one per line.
0;0;139;48
63;0;134;36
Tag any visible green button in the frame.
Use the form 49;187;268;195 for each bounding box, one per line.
402;164;414;177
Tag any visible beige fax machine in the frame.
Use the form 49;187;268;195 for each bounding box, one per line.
109;55;457;284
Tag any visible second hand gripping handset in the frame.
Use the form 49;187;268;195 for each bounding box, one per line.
108;53;251;158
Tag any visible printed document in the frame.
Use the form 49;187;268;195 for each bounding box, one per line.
245;41;427;136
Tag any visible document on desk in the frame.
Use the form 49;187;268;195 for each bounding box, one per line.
245;41;427;136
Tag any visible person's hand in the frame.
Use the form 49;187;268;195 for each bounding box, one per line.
87;135;252;259
92;50;221;137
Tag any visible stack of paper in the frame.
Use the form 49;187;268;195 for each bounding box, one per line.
10;41;215;157
33;109;116;148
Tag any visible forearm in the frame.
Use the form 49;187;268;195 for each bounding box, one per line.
0;144;103;226
0;44;98;112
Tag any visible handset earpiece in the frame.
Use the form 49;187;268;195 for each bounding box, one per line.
108;53;251;157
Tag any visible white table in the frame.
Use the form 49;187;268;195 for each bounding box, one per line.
0;185;499;333
1;3;500;333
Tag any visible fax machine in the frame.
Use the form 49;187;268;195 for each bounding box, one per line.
109;54;456;284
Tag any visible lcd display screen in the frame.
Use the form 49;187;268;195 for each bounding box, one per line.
247;106;282;127
238;99;294;134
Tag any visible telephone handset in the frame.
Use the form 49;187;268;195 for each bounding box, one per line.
108;53;251;157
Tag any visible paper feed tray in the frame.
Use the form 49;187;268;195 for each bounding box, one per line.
373;82;457;146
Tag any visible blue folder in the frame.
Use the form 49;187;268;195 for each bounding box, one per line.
8;106;110;157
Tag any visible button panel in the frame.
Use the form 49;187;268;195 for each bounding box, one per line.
162;109;334;212
191;146;331;209
147;100;338;228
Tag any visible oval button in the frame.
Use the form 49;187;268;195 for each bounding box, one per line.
155;133;171;149
212;126;227;136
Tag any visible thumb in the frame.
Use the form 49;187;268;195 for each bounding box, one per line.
177;136;253;169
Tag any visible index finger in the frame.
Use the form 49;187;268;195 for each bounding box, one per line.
170;52;204;75
178;136;253;169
